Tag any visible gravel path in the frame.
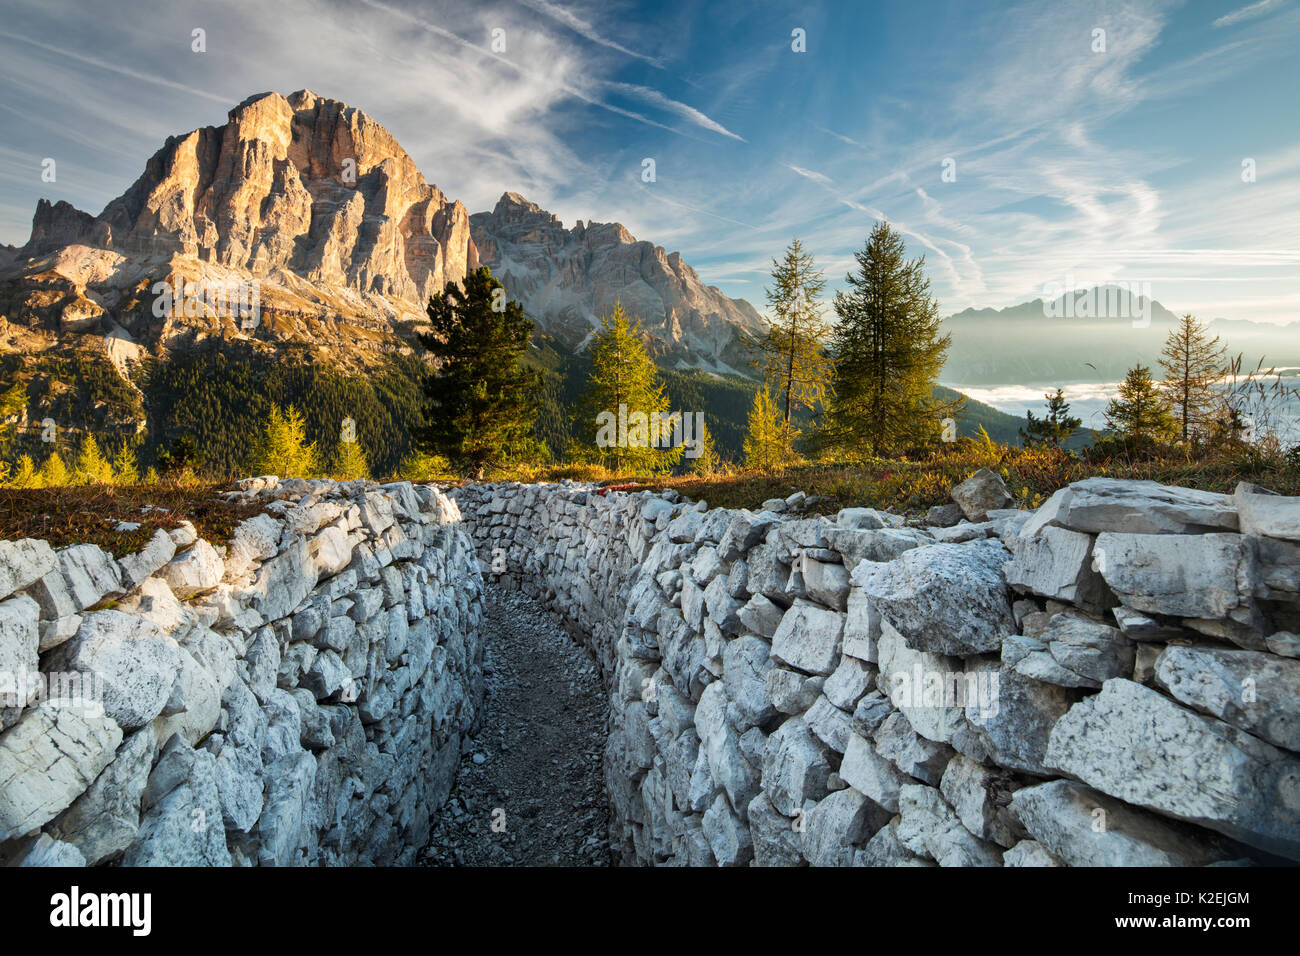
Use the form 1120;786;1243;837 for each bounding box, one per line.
422;586;612;867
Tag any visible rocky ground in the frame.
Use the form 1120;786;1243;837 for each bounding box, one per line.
422;586;611;866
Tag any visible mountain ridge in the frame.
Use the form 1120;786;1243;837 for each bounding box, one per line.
0;89;764;377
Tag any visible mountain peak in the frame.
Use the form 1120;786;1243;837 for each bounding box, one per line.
470;193;762;372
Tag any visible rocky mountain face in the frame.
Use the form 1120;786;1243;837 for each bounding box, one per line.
0;90;762;381
2;90;480;374
470;193;764;373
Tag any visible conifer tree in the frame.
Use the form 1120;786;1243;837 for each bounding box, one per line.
112;444;139;485
689;419;720;476
74;434;113;484
10;454;38;488
754;238;832;456
579;301;681;475
743;387;784;472
332;436;370;480
400;450;454;482
820;221;957;458
1020;388;1082;448
415;267;542;479
1104;365;1178;446
1159;313;1227;444
39;450;68;486
249;405;319;478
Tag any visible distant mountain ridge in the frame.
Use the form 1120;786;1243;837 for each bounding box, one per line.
943;288;1300;386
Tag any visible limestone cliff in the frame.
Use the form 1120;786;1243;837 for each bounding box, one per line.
471;192;764;373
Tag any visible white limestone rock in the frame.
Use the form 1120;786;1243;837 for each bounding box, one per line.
801;787;888;866
1002;840;1065;867
1004;525;1110;609
896;783;1003;866
47;610;183;730
736;593;784;639
702;793;752;866
1093;532;1265;648
0;700;123;840
1154;645;1300;751
1045;678;1300;860
770;598;844;676
0;538;56;601
762;717;832;816
1234;483;1300;541
49;724;157;864
1024;478;1238;536
160;539;224;599
839;730;910;813
117;529;177;590
124;747;231;866
1010;778;1230;866
950;468;1012;521
864;540;1014;657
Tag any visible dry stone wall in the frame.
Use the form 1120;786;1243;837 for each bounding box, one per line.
451;476;1300;867
0;479;485;867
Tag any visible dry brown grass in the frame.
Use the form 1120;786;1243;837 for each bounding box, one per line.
0;483;267;555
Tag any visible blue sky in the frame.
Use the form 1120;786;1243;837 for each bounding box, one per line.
1;0;1297;323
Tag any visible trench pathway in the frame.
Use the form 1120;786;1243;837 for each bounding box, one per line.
422;586;612;866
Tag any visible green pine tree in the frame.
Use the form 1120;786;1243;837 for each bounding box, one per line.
414;267;542;479
249;405;319;478
753;238;832;457
1020;388;1082;448
743;387;784;472
579;301;682;475
1104;365;1178;446
820;221;958;458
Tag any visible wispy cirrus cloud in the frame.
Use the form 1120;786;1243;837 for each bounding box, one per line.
515;0;665;67
604;82;746;141
785;164;831;185
1214;0;1285;28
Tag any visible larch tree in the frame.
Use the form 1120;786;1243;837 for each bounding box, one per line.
112;444;139;485
415;267;542;480
332;436;370;480
39;450;68;487
1159;313;1226;444
10;454;38;488
820;221;957;458
74;434;114;484
249;405;319;478
688;418;720;476
579;301;680;475
753;238;832;458
743;387;784;472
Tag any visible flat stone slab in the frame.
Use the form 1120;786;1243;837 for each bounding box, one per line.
1045;678;1300;860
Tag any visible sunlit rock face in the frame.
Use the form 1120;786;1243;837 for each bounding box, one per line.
471;191;765;374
